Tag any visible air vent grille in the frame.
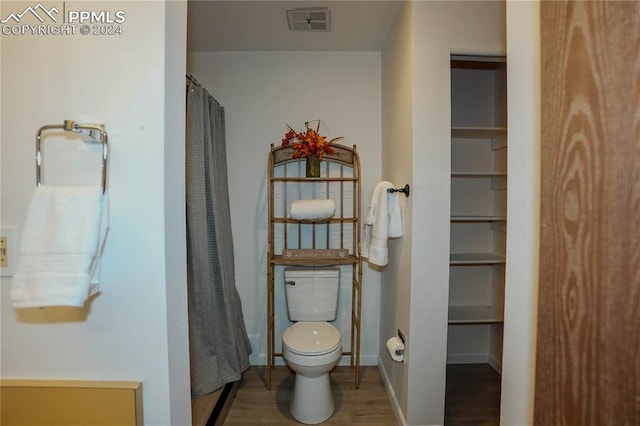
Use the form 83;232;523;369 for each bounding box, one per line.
286;7;330;32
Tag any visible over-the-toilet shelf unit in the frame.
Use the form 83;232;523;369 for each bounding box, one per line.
267;143;362;389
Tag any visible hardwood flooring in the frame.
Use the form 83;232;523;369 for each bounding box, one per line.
193;363;500;425
445;364;501;426
223;366;398;425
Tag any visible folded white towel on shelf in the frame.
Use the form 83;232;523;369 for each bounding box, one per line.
11;185;109;308
290;199;336;220
361;181;403;266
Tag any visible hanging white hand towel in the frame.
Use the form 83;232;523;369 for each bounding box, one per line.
361;181;403;266
11;186;109;308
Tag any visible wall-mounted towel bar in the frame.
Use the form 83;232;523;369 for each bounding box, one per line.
388;184;410;197
35;120;108;192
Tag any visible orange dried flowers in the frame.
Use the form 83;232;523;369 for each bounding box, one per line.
280;120;343;160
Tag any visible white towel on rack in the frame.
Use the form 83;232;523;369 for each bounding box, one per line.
11;186;109;308
361;181;403;266
290;199;336;220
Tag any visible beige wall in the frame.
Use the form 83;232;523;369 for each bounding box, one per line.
0;2;190;424
381;2;506;424
501;2;539;425
0;2;540;424
187;51;383;367
380;0;414;420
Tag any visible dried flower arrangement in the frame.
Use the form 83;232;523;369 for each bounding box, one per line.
280;120;344;161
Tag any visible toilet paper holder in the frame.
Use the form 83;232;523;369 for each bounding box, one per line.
386;328;406;363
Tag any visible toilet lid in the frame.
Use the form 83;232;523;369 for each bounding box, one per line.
283;322;341;355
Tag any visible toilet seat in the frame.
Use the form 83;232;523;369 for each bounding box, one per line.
282;321;342;424
283;322;341;356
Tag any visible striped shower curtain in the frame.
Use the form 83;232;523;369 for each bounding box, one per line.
186;78;251;398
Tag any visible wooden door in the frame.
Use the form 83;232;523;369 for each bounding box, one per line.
536;2;640;425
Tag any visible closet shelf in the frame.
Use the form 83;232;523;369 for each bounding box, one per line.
449;56;507;370
448;305;503;324
270;254;359;266
451;126;506;139
272;217;357;224
451;215;506;222
451;171;506;178
271;176;358;183
450;253;506;265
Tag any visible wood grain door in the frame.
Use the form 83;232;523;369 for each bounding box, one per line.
536;2;640;425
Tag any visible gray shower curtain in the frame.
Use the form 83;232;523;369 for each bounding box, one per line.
186;78;251;398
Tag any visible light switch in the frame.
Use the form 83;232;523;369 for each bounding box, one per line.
0;236;7;267
1;226;17;277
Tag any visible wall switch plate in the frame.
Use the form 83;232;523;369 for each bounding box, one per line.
1;226;18;277
0;237;7;267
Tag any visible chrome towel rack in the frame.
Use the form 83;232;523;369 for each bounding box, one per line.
36;120;109;193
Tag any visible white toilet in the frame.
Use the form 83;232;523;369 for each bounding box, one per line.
282;267;342;424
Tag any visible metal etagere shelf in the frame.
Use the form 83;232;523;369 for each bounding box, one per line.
266;143;362;390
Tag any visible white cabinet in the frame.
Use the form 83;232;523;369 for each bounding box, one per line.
448;57;506;371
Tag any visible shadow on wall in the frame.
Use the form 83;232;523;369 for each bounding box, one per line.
14;292;99;323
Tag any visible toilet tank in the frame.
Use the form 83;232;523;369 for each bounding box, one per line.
284;267;340;321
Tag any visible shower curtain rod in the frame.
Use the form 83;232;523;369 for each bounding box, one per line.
186;73;200;86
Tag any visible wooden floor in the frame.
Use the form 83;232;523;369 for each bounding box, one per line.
445;364;501;426
223;366;398;425
193;363;500;425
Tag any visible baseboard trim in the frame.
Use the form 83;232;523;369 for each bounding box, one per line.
377;358;408;426
488;354;502;374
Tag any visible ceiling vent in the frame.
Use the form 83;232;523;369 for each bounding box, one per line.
286;7;330;32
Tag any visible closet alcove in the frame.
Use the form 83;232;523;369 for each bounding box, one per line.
445;55;507;424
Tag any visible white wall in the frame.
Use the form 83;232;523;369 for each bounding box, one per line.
380;2;506;424
0;2;190;424
380;1;413;422
187;51;383;366
410;2;506;422
501;2;539;425
163;1;191;424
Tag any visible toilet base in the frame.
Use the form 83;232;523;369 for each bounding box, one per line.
289;372;334;424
